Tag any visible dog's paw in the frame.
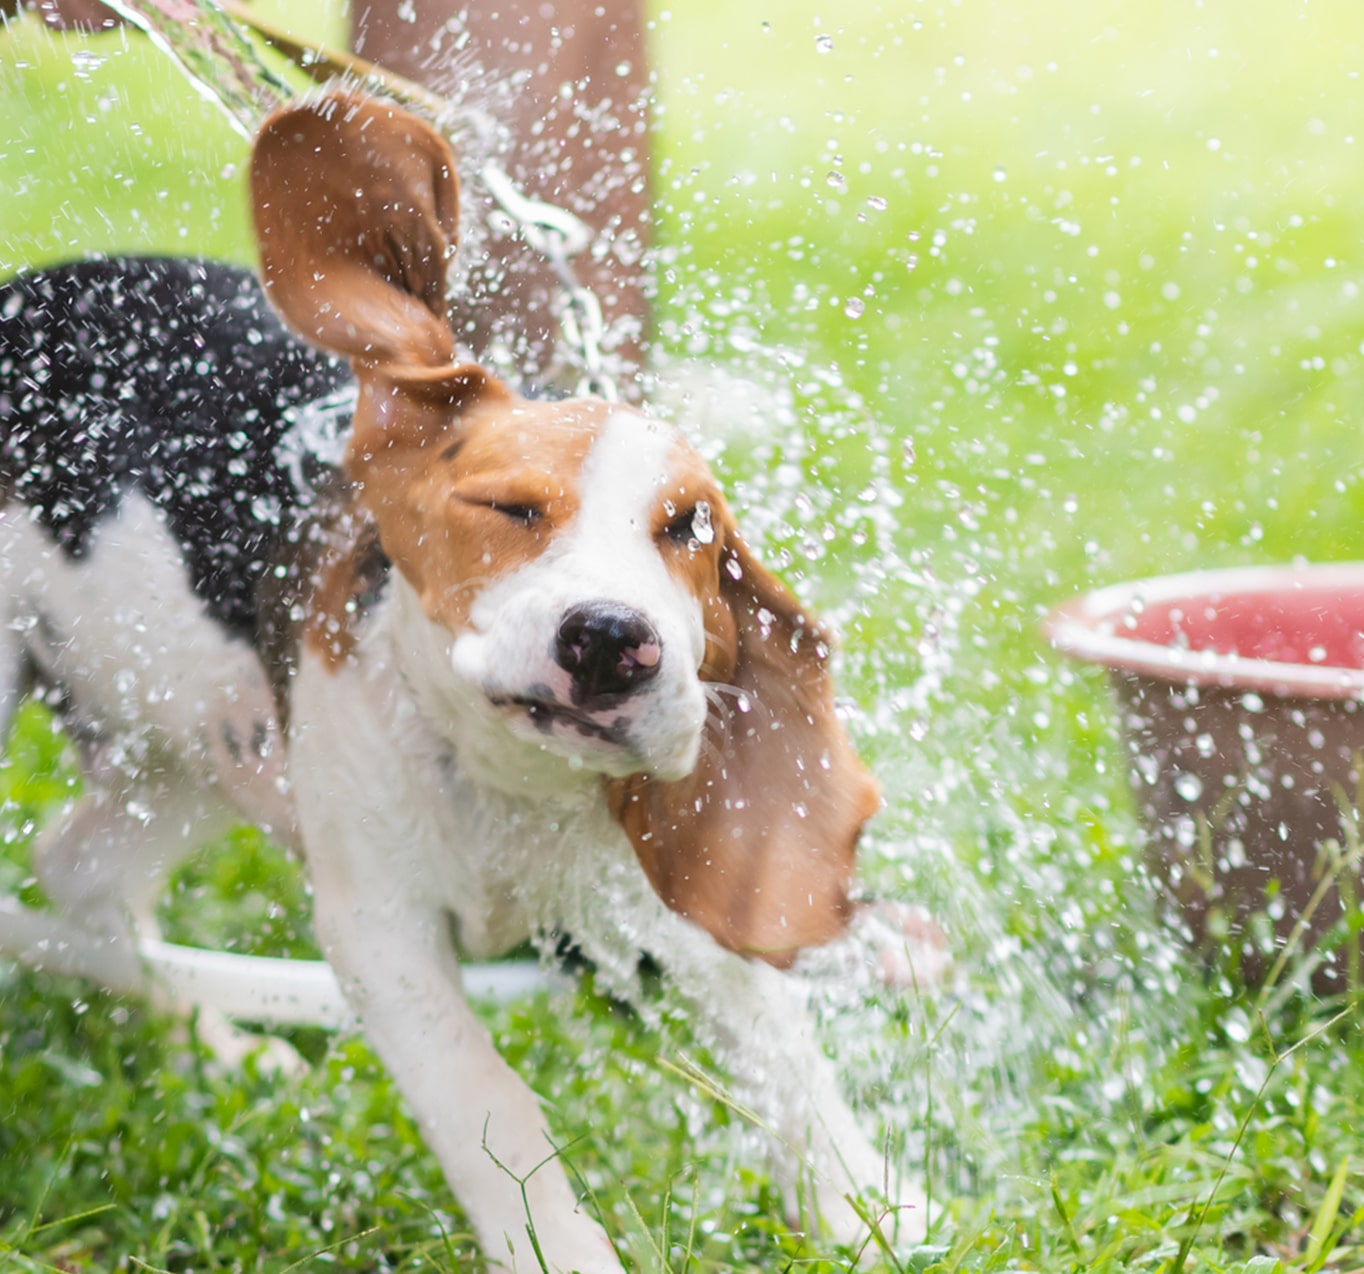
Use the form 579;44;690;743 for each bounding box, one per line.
853;900;952;992
181;1008;309;1079
793;899;952;993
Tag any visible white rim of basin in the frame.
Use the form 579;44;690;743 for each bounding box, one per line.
1045;562;1364;701
0;894;547;1027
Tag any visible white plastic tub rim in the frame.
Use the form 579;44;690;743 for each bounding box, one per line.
1045;562;1364;701
0;893;546;1028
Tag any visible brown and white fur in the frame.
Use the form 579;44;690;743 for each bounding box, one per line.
0;90;930;1270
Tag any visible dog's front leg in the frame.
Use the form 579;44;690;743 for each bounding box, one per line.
291;661;621;1274
311;891;618;1273
654;921;931;1249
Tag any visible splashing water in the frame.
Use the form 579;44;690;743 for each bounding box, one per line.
0;0;1233;1242
95;0;291;137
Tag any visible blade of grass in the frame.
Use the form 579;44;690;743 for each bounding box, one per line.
657;1053;771;1134
396;1194;466;1274
1049;1174;1083;1258
618;1183;672;1273
24;1202;118;1235
840;1188;906;1274
276;1226;383;1274
1304;1155;1349;1273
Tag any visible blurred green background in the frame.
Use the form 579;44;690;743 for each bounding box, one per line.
6;1;1364;1268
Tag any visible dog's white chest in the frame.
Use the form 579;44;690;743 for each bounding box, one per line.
433;766;639;960
289;622;643;962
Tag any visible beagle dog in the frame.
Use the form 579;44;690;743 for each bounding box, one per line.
0;90;927;1270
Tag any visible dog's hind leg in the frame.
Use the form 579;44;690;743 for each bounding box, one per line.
28;773;305;1069
30;775;238;987
0;624;29;750
0;515;37;748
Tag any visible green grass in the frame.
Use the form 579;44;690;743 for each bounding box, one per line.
4;0;1364;1269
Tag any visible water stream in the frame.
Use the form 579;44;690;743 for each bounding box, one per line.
94;0;290;137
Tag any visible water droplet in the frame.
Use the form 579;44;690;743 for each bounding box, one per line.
826;170;847;192
815;33;834;53
70;48;107;78
993;166;1007;183
691;500;715;545
866;195;887;211
844;297;865;319
1174;772;1204;802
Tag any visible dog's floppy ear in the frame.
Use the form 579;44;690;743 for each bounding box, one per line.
608;525;879;967
249;89;515;618
251;89;512;466
250;89;460;377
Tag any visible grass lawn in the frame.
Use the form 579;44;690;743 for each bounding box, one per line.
4;0;1364;1269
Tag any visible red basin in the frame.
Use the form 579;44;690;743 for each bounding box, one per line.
1047;564;1364;991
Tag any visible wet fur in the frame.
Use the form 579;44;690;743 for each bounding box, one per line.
0;90;925;1270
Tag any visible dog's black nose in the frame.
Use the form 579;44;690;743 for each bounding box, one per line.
555;603;662;699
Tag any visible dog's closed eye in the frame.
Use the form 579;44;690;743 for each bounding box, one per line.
486;501;542;526
454;494;544;526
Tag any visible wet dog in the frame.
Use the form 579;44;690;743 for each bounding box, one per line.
0;89;927;1270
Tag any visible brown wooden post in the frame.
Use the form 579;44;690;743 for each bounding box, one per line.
15;0;120;28
351;0;651;384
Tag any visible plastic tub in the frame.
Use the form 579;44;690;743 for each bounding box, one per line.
1047;564;1364;990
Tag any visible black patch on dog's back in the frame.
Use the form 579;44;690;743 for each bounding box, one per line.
0;257;357;641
